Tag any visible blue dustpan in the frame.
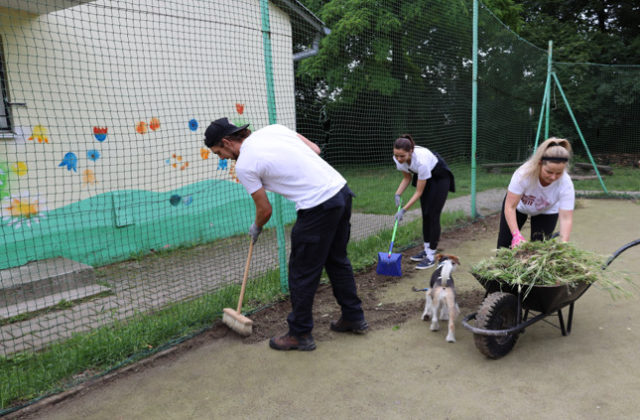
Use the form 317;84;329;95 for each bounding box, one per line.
376;205;403;277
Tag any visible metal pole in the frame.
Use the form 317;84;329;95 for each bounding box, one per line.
260;0;288;292
544;41;553;140
470;0;479;218
260;0;277;125
551;72;608;193
533;77;550;152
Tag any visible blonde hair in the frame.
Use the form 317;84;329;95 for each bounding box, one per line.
520;137;572;183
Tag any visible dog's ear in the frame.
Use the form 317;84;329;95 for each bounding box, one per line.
435;253;444;262
450;255;460;265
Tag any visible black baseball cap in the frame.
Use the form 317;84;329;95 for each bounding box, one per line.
203;118;250;147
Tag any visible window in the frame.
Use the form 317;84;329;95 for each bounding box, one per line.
0;37;11;132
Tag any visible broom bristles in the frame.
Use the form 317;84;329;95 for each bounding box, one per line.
222;307;253;336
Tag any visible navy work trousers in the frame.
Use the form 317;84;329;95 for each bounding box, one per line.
286;184;364;336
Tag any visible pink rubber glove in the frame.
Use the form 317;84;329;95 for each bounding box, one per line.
511;230;526;248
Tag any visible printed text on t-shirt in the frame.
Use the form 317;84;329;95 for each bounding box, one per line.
521;194;551;210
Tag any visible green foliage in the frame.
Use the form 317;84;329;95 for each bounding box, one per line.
300;0;483;104
482;0;524;31
342;162;638;215
509;1;640;155
0;271;284;411
518;0;640;65
296;0;640;167
571;165;640;192
471;239;634;298
340;163;512;214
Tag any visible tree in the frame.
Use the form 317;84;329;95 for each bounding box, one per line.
293;0;639;164
518;0;640;64
294;0;523;164
515;1;640;154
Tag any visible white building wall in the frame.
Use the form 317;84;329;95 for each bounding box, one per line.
0;0;295;209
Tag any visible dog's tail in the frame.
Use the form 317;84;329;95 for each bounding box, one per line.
412;286;429;292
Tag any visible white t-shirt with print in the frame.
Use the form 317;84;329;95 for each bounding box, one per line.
508;166;575;215
393;146;438;180
235;124;346;210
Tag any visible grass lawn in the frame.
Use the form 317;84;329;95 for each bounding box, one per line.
340;163;514;214
339;162;637;214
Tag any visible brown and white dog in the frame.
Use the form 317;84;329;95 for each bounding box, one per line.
420;254;460;343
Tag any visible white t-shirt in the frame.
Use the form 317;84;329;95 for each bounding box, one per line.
235;124;346;210
508;166;575;215
393;146;438;180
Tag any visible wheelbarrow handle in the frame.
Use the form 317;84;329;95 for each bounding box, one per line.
604;238;640;269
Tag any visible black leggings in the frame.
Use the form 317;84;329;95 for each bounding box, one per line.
419;176;450;250
497;196;558;248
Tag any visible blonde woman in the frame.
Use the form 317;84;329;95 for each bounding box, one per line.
497;138;575;249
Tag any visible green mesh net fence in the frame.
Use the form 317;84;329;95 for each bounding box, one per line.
476;6;548;163
0;0;639;410
553;63;640;160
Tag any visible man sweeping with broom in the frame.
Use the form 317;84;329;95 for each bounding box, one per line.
205;118;368;351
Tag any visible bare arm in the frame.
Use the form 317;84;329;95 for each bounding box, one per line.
297;133;321;155
402;178;426;211
558;209;573;242
250;188;273;228
395;172;412;207
504;191;522;236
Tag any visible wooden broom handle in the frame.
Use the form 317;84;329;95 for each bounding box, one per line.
236;240;254;313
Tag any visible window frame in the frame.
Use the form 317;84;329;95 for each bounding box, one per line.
0;36;12;133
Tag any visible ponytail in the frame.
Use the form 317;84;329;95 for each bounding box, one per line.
394;134;415;152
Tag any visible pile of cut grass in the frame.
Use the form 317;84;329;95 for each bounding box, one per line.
471;240;631;297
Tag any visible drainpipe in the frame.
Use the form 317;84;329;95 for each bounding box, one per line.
293;27;330;62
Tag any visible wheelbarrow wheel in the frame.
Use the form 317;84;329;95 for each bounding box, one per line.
474;292;520;359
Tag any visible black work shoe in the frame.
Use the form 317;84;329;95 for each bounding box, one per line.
330;317;369;334
269;333;316;351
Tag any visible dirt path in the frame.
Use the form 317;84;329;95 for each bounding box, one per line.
11;199;640;420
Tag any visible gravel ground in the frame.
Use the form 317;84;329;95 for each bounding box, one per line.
10;198;640;420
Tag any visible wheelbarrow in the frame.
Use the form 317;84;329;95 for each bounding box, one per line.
462;239;640;359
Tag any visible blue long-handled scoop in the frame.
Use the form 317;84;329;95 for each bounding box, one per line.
376;204;403;277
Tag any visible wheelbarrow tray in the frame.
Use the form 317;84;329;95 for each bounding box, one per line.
473;274;591;315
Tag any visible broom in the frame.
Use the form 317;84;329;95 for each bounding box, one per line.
222;240;254;336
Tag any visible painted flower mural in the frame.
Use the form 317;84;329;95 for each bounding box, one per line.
136;121;148;134
87;150;101;161
10;161;28;176
166;154;188;170
1;191;48;229
149;117;160;131
29;125;49;143
82;169;96;186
